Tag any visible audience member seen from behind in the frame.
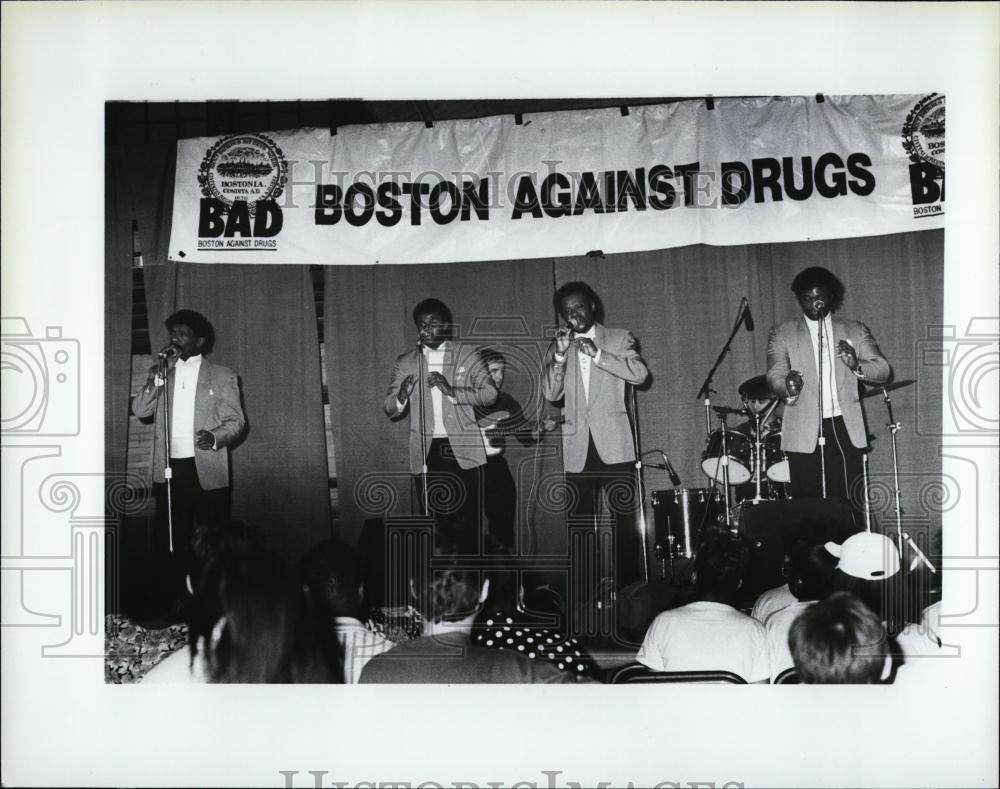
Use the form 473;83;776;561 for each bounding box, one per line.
763;541;838;681
827;530;942;684
788;591;891;683
299;539;393;683
143;522;256;683
360;550;581;684
188;546;342;683
638;528;769;683
472;567;598;681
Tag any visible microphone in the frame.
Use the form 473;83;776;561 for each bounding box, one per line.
743;299;755;331
660;451;682;487
813;299;827;317
157;343;180;359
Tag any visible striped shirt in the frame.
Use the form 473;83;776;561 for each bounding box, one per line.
334;617;394;684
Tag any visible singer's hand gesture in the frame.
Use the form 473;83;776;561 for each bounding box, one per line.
837;340;859;372
426;371;454;397
786;370;804;397
554;327;571;355
576;338;598;358
397;374;416;403
195;430;215;450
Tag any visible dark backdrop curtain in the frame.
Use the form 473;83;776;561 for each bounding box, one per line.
326;231;941;560
556;230;943;553
143;263;331;560
324;259;565;552
105;141;176;509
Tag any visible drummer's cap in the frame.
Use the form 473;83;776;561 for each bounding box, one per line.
826;532;900;580
738;374;773;401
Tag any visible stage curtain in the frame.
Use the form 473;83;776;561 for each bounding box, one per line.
144;263;331;561
556;229;943;550
104;146;135;499
324;259;563;552
106;140;175;505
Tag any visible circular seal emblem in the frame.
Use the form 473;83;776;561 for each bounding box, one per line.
197;133;288;214
902;93;945;169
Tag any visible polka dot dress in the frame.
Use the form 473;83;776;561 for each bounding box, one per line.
474;611;597;680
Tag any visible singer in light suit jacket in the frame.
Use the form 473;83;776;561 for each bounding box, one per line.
542;282;648;586
384;298;497;549
132;309;245;605
766;267;890;514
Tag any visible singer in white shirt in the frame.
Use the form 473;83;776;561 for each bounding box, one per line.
542;282;649;587
383;298;497;551
766;267;890;514
132;310;245;605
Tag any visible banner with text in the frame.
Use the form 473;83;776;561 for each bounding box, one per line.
167;94;944;265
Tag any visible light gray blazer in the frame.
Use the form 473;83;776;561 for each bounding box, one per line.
766;316;890;453
542;323;648;473
132;358;245;490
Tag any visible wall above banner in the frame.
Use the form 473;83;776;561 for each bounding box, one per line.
167;94;945;265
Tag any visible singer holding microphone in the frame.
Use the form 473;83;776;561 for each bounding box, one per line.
383;298;497;551
542;282;649;587
131;309;245;609
766;267;890;517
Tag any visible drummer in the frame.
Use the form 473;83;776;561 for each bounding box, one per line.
735;375;781;437
734;375;785;502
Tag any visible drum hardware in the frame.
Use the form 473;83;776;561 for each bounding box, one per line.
651;487;723;563
695;296;755;530
701;429;752;485
869;381;934;573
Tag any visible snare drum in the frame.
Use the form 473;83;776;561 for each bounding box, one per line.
651;488;723;559
763;431;790;483
700;430;752;485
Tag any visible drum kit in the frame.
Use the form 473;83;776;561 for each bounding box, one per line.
654;374;787;562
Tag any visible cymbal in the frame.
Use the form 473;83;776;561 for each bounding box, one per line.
861;379;915;399
738;374;773;401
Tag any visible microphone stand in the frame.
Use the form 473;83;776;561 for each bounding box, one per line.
416;342;430;517
878;385;935;573
696;300;748;530
816;314;828;499
156;352;175;553
627;383;650;584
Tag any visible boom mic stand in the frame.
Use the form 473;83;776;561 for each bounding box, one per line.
696;299;751;530
627;383;650;584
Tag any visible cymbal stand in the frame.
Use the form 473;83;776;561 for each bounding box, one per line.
879;385;935;573
717;412;733;529
751;399;780;504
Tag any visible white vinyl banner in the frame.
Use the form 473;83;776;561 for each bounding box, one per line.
167;94;944;265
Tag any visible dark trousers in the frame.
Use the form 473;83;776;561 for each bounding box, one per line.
416;438;482;553
566;435;642;586
788;416;865;524
483;454;516;548
154;457;230;597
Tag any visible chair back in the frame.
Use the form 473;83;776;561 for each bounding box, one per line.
609;663;747;684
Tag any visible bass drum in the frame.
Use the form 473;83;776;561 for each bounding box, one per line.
651;488;723;559
700;429;752;485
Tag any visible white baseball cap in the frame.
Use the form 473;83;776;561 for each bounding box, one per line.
827;532;901;580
